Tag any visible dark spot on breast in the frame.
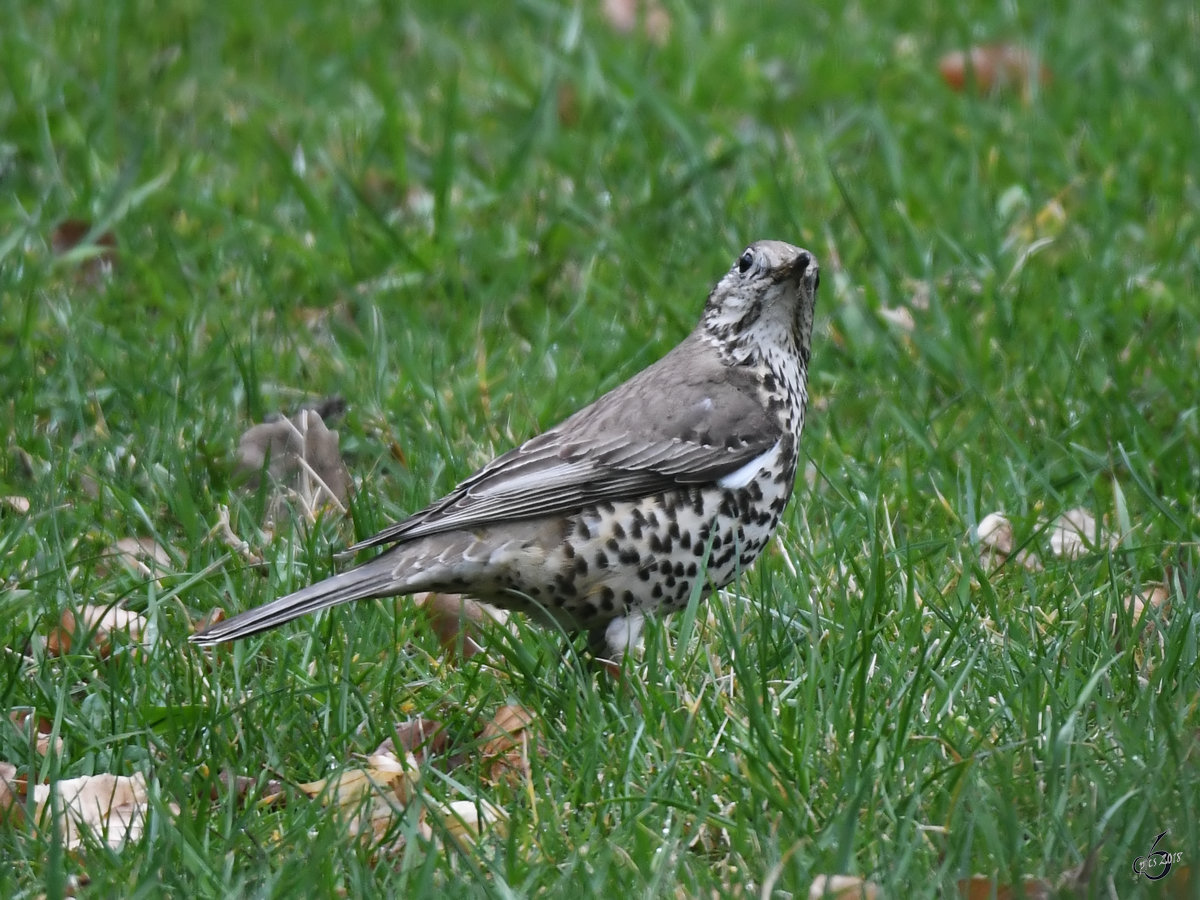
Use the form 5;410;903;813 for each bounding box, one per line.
595;550;609;569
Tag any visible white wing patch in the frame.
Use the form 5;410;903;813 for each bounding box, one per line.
716;438;781;489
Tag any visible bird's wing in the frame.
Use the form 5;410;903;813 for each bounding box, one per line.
346;337;781;552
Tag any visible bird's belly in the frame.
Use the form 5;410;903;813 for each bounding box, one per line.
478;469;796;632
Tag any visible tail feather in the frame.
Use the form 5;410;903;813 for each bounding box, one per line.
189;556;400;645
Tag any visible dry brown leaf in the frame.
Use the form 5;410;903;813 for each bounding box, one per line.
1;495;31;515
1124;582;1172;624
479;704;537;785
601;0;670;45
194;606;227;634
413;592;510;660
209;504;264;565
51;218;118;282
9;710;62;757
938;44;1050;96
237;408;350;520
956;875;1056;899
977;512;1015;557
45;604;148;657
557;82;580;126
29;771;176;850
298;748;420;841
382;718;449;766
878;305;915;332
112;536;175;582
209;769;287;806
0;762;20;823
809;874;881;899
437;798;507;848
1049;507;1113;558
976;512;1042;571
1113;581;1172;665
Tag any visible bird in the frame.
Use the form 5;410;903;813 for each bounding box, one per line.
191;240;820;661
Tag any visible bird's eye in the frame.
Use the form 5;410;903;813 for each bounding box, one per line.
737;250;755;274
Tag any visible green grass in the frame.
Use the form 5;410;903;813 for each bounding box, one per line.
2;0;1199;896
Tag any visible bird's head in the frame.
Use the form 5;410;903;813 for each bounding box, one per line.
700;240;820;366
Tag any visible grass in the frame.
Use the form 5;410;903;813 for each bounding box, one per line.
2;0;1199;896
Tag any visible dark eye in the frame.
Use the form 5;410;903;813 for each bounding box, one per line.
737;250;755;274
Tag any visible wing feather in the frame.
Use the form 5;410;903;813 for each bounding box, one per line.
345;332;780;553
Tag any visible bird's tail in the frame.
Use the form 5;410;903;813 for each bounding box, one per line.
189;554;401;646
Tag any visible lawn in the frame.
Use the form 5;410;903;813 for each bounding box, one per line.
2;0;1198;896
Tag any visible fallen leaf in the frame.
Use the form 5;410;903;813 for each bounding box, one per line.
436;798;507;848
9;709;62;757
0;762;20;823
298;748;420;841
956;874;1057;899
1;495;30;515
194;606;227;634
45;604;148;657
938;44;1050;96
878;305;915;332
382;718;449;766
413;592;511;660
209;769;287;807
557;82;580;126
975;512;1042;571
30;771;175;850
1113;580;1173;666
1049;508;1112;559
237;408;350;521
809;874;881;899
1124;581;1172;624
51;218;118;282
479;704;537;785
602;0;635;31
977;512;1015;557
208;505;264;565
111;536;175;581
600;0;670;45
